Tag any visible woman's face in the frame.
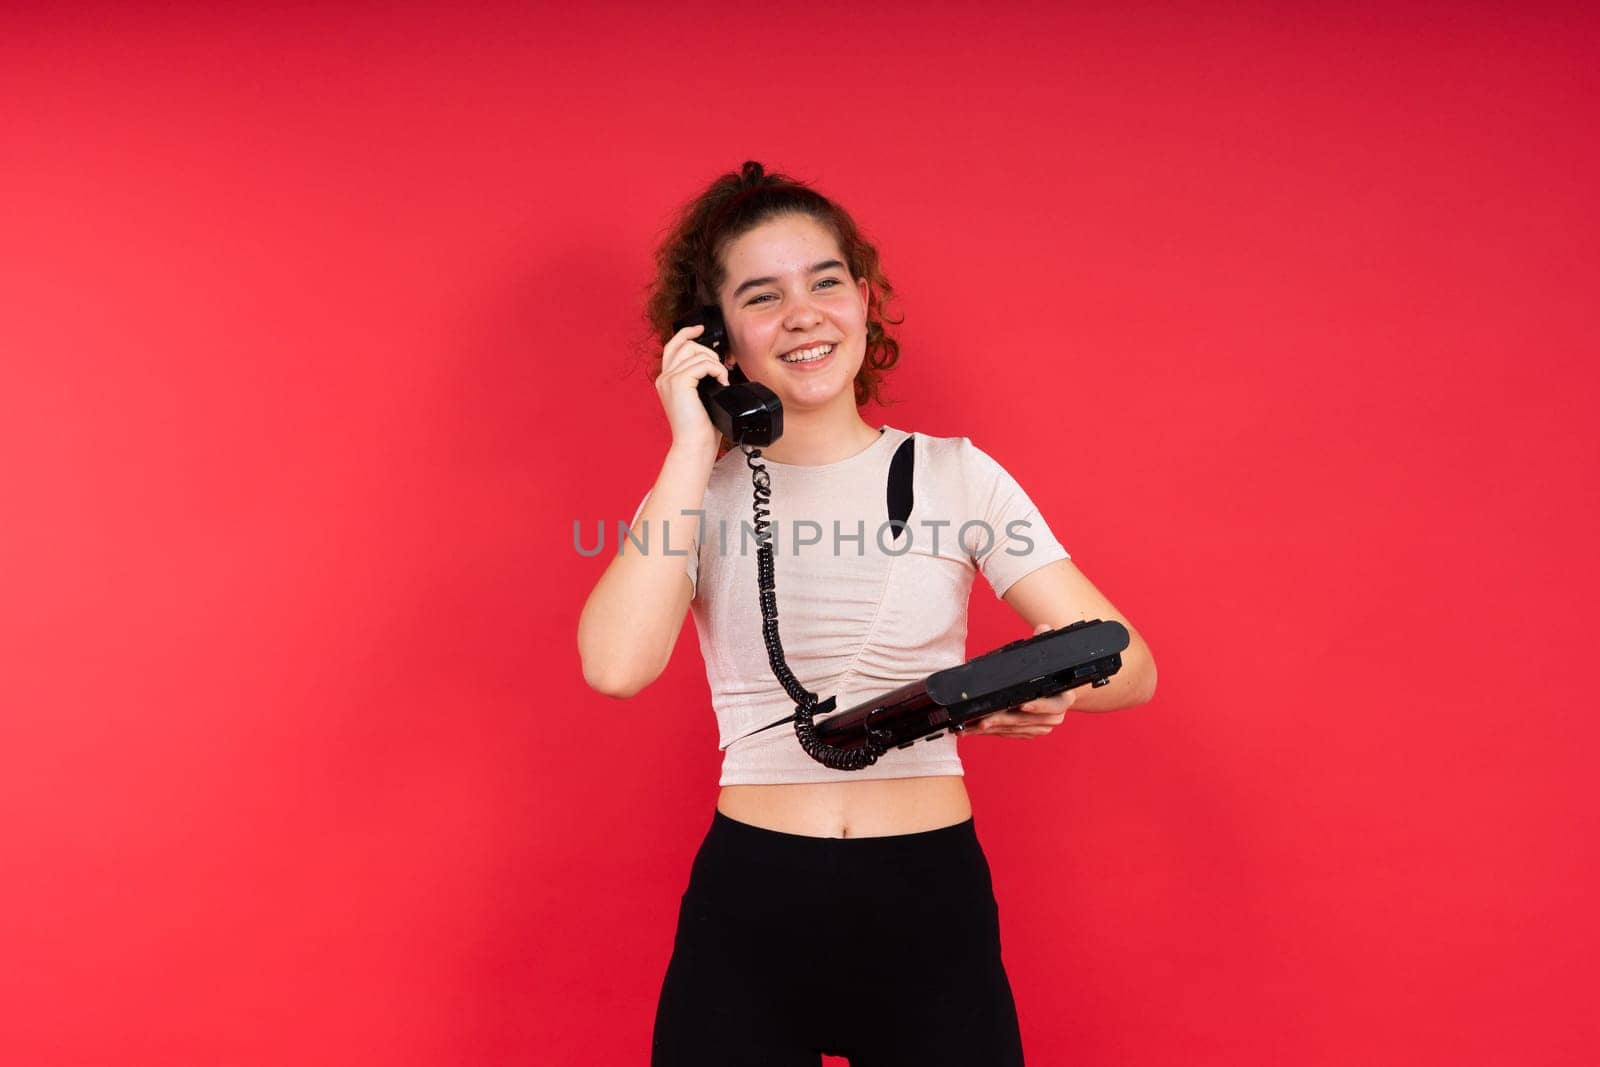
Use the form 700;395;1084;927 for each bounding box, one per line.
716;213;871;413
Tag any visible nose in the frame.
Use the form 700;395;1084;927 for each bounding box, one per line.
783;291;824;330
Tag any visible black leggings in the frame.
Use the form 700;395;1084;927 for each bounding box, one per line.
651;809;1026;1066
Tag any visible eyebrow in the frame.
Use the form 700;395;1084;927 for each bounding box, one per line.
731;259;847;300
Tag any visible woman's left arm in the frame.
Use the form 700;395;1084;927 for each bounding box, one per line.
968;559;1158;737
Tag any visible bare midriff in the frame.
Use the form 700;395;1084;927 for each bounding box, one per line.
716;775;972;839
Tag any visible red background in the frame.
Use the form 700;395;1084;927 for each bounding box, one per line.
2;4;1595;1064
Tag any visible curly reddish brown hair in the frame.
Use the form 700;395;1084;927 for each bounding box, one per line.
641;161;904;440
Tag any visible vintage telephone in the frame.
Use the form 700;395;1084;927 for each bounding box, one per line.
672;305;784;448
667;305;1124;771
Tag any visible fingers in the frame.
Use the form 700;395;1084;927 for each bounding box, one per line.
972;722;1053;739
663;344;723;377
970;701;1066;738
661;327;729;390
659;349;728;392
663;323;722;372
668;355;728;390
1016;698;1071;721
980;712;1042;730
661;323;702;368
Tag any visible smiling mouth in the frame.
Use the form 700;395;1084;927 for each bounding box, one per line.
779;343;835;364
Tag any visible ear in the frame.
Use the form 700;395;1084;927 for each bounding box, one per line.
857;276;870;308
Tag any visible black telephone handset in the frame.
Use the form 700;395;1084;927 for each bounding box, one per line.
672;305;784;447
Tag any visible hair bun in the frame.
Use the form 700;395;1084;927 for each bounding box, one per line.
738;160;766;187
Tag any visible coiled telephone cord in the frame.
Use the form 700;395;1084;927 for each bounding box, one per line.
741;444;890;772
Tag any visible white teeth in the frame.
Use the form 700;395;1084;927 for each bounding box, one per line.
781;344;834;363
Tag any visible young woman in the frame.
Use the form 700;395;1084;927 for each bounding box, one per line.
578;161;1157;1066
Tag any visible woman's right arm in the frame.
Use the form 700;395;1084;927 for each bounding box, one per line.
577;442;716;698
577;323;729;698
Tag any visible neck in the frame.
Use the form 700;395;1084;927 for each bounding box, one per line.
754;405;882;466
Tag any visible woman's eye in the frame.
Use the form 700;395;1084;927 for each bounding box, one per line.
747;279;841;306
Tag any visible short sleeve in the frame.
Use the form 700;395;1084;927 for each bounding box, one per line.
957;438;1071;599
629;490;699;599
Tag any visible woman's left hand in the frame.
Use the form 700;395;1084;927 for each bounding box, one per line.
966;623;1077;739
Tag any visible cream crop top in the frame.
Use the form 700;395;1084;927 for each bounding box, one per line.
629;424;1071;786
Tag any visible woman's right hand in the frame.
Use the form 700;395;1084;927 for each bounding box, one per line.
656;323;730;453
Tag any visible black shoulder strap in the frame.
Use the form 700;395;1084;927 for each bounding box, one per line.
886;433;915;540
